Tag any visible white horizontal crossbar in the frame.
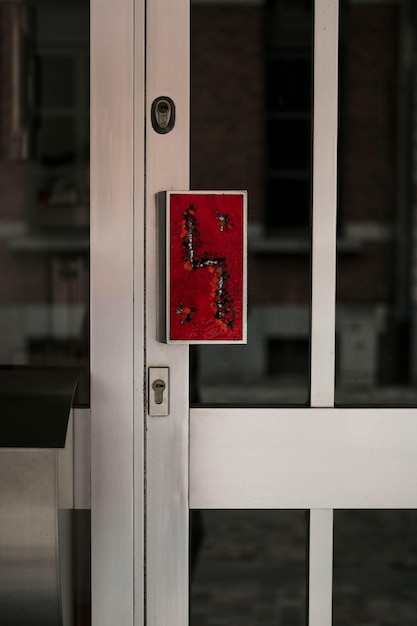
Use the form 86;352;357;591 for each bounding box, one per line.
190;408;417;509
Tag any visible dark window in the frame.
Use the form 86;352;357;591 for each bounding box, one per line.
265;0;313;233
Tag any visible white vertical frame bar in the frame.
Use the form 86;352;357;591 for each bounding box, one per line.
145;0;190;625
134;1;146;625
309;1;339;624
91;0;143;623
308;509;334;626
311;0;339;407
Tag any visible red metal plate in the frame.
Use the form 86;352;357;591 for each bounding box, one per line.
168;192;246;343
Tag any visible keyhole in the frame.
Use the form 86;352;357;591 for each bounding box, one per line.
151;96;176;134
152;379;166;404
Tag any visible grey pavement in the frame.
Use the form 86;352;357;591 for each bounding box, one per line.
190;510;417;625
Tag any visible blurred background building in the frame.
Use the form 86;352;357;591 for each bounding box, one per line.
191;0;417;407
1;0;417;406
1;0;417;624
0;0;89;403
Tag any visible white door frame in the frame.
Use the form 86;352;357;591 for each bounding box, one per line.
145;0;190;624
89;1;417;625
90;0;145;623
90;0;189;623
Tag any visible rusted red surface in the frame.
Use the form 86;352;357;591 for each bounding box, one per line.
169;192;245;342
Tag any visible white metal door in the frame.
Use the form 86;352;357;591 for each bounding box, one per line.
90;0;145;623
90;0;417;625
146;0;417;624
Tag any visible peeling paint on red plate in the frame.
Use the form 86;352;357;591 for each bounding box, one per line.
161;191;247;344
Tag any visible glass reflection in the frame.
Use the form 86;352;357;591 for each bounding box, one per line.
190;510;307;626
336;1;417;405
191;0;312;406
0;0;89;404
333;510;417;625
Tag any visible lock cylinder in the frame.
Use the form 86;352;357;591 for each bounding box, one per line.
148;367;170;416
151;96;176;134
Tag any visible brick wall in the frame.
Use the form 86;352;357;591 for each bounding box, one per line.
0;3;27;160
191;5;312;306
0;161;27;220
337;3;399;304
191;6;264;224
191;3;401;307
341;4;398;224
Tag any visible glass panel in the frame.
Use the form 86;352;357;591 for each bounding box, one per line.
267;120;311;170
191;0;313;406
335;1;417;405
267;57;311;113
36;116;76;160
266;178;310;231
333;510;417;625
190;510;307;626
39;56;75;108
73;510;91;626
0;0;89;405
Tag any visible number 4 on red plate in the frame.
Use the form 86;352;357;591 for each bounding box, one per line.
158;190;247;344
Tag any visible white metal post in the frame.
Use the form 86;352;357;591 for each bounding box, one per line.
134;0;146;624
308;509;334;626
90;0;145;623
309;0;339;623
145;0;190;624
311;0;339;408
